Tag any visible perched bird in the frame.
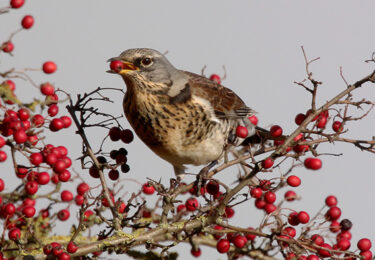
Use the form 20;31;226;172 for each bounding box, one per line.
108;48;260;178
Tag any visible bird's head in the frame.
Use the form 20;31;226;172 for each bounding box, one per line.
107;48;176;84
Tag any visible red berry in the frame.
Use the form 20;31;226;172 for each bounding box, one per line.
209;74;221;84
317;243;332;258
185;198;199;211
4;203;15;216
357;238;372;251
295;113;306;125
360;250;372;260
224;207;235;218
245;227;256;241
297;211;310;224
46;93;59;105
284;190;297;201
142;210;151;218
233;235;247;248
287;175;301;187
53;160;66;173
248;115;258;125
4;80;16;91
77;182;90;195
142;183;155;195
306;109;320;121
50;118;64;131
190;248;201;257
83;210;94;221
259;179;271;190
304;157;322;170
216;239;230;253
0;151;7;162
288;212;300;226
109;127;121;141
45;153;57;166
58;252;70;260
293;133;304;142
293;141;309;153
325;195;338;207
40;83;55;96
311;234;324;245
306;255;319;260
0;137;5;148
101;193;114;207
25;181;38;195
43;61;57;74
2;41;14;52
326;206;341;221
329;221;341;233
10;0;24;8
67;241;78;253
0;178;4;191
255;198;266;209
22;206;36;218
60;116;72;128
176;204;186;213
58;170;70;183
57;146;68;157
14;129;27;143
264;191;276;203
57;209;70;221
43;244;53;255
75;195;85;206
61;190;73;202
32;114;45;127
282;226;296;237
337;238;351;250
206;180;220;195
8;228;21;240
332;121;343;132
261;157;274;169
48;104;59;117
21;15;34;29
250;187;263;198
18;108;29;121
236;125;248;138
189;184;206;196
117;201;126;213
109;60;124;73
316;116;327;128
30;152;43;165
264;203;277;214
37;171;50;185
270;125;283;137
120;129;134;143
286;253;297;260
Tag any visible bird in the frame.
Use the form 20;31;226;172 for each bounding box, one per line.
108;48;262;178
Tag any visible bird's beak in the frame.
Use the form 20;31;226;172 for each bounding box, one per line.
107;57;139;75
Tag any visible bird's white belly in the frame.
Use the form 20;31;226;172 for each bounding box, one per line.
162;126;227;166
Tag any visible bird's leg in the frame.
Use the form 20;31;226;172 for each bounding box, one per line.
196;160;218;195
173;165;187;183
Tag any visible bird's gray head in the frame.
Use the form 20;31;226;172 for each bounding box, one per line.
108;48;178;84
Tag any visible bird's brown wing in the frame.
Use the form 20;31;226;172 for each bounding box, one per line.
183;71;254;119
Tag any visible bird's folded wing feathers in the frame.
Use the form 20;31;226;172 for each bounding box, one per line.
184;71;255;119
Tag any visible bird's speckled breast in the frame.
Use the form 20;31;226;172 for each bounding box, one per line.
123;88;232;166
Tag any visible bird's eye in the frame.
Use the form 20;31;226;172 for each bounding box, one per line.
141;57;152;66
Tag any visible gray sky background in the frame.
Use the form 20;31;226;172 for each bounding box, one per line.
1;1;375;259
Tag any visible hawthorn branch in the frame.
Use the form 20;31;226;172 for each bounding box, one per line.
66;96;122;231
